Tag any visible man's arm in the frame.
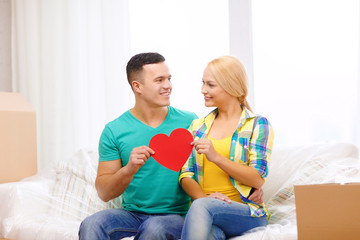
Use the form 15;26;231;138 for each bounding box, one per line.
95;146;154;202
248;188;264;205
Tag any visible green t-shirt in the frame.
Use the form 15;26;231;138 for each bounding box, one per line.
98;106;197;215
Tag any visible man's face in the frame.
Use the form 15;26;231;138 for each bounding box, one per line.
137;62;172;107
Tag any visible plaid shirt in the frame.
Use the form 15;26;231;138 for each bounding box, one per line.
179;106;274;217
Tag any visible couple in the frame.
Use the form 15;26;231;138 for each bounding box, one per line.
79;52;274;240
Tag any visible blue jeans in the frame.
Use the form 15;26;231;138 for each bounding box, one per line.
181;198;268;240
78;208;185;240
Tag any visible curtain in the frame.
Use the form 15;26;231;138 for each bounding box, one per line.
13;0;359;175
12;0;132;173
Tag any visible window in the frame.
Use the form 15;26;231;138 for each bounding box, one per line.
129;0;229;117
252;0;359;145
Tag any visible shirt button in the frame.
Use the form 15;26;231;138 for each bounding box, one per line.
230;156;234;160
232;140;236;143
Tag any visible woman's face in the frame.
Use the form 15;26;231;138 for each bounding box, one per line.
201;66;234;108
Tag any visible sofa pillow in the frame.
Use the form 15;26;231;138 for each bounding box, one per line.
263;142;359;202
266;157;326;224
265;143;360;224
49;149;121;221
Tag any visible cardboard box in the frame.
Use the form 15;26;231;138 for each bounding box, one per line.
0;92;37;183
294;183;360;240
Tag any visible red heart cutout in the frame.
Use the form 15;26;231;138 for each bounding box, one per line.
149;128;193;172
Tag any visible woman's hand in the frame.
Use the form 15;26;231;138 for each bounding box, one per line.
192;138;219;163
207;192;232;203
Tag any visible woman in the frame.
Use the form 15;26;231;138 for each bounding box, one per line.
179;56;274;240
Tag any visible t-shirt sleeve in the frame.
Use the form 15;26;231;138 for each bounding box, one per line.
191;112;198;121
98;125;121;161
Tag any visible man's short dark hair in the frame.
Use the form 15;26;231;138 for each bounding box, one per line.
126;52;165;86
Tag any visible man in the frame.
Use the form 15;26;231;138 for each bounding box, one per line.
79;52;197;240
79;52;264;240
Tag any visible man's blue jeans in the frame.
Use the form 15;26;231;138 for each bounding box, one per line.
78;208;185;240
181;198;268;240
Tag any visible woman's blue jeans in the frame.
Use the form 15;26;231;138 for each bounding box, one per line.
181;198;268;240
78;208;185;240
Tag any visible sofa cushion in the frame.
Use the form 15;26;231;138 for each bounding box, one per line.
49;149;121;221
263;142;359;202
265;143;360;224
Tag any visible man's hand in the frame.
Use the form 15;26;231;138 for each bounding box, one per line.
127;146;155;174
248;188;264;205
95;145;154;202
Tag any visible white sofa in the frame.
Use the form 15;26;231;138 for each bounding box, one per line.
1;142;359;240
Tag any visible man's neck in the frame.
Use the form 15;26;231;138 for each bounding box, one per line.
130;104;169;128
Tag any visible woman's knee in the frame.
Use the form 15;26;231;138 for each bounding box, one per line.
191;197;223;211
192;197;211;208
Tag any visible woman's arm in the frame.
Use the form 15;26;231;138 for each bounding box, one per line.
193;139;265;189
180;177;232;203
193;116;274;189
210;154;265;188
180;177;207;200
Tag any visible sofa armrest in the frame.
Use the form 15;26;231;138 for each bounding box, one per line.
0;175;54;237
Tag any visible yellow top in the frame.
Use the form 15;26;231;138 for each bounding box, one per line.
203;135;242;202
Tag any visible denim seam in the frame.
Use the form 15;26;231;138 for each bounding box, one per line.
109;227;138;235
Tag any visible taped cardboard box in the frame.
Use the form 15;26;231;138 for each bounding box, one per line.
0;92;37;183
294;183;360;240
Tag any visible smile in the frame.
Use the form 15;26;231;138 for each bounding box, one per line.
160;92;171;96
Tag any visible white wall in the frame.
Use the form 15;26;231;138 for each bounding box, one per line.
252;0;360;146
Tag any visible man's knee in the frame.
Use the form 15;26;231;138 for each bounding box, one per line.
137;215;183;240
80;211;107;229
79;209;117;239
137;219;166;239
79;214;101;239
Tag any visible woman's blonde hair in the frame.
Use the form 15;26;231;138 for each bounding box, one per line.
207;56;253;112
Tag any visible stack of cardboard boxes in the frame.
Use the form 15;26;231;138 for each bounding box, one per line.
0;92;37;183
295;182;360;239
